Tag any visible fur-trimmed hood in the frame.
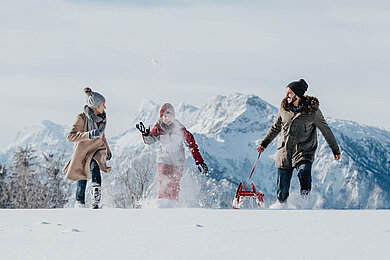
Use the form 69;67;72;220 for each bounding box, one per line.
281;95;319;114
260;95;340;169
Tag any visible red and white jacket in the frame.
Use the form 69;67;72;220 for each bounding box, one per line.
142;119;203;166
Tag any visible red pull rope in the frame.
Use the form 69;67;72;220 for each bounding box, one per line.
245;153;261;191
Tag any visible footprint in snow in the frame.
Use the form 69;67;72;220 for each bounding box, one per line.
62;228;81;234
40;221;51;225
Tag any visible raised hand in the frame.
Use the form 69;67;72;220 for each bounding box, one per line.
136;122;150;136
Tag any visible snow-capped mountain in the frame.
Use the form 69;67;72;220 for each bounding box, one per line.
1;93;389;209
316;119;390;208
0;120;73;164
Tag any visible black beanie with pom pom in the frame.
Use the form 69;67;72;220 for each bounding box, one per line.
286;79;308;98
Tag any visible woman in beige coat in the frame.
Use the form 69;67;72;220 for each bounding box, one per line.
63;87;112;209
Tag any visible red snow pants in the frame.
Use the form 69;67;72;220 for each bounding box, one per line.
157;163;183;200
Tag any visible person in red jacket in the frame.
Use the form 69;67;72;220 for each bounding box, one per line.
136;103;208;201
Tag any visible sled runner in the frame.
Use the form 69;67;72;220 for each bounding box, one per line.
232;153;265;209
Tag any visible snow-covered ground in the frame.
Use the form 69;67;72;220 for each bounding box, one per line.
1;208;389;260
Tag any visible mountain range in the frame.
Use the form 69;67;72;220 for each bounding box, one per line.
1;93;389;209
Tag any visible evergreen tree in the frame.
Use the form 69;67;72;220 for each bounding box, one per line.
41;152;69;208
0;164;8;208
7;146;45;208
1;147;71;209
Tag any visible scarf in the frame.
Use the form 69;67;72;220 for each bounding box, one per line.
83;105;107;134
291;97;307;114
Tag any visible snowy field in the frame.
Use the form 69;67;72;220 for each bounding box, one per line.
1;208;390;260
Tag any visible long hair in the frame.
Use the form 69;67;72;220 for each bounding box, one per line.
281;96;319;114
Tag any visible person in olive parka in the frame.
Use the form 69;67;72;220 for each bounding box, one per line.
257;79;341;205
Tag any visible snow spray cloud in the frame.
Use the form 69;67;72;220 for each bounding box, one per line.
179;164;236;208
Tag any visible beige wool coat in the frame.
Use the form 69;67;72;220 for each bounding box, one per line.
62;113;111;181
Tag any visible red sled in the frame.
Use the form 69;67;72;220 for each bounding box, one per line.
232;153;265;209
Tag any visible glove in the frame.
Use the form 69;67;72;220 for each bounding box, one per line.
196;161;208;174
257;144;265;153
136;122;150;136
106;152;112;161
89;129;100;139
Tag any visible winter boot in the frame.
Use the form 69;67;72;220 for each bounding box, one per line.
269;200;288;209
74;201;86;208
91;182;101;209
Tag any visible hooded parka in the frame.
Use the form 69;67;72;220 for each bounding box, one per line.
260;96;340;169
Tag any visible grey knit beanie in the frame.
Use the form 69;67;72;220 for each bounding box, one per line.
84;87;105;109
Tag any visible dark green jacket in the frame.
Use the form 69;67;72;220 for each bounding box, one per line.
260;96;340;169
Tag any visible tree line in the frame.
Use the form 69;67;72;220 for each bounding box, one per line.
0;146;156;209
0;146;69;209
0;145;228;209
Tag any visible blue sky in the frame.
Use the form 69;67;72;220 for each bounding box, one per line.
0;0;389;146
